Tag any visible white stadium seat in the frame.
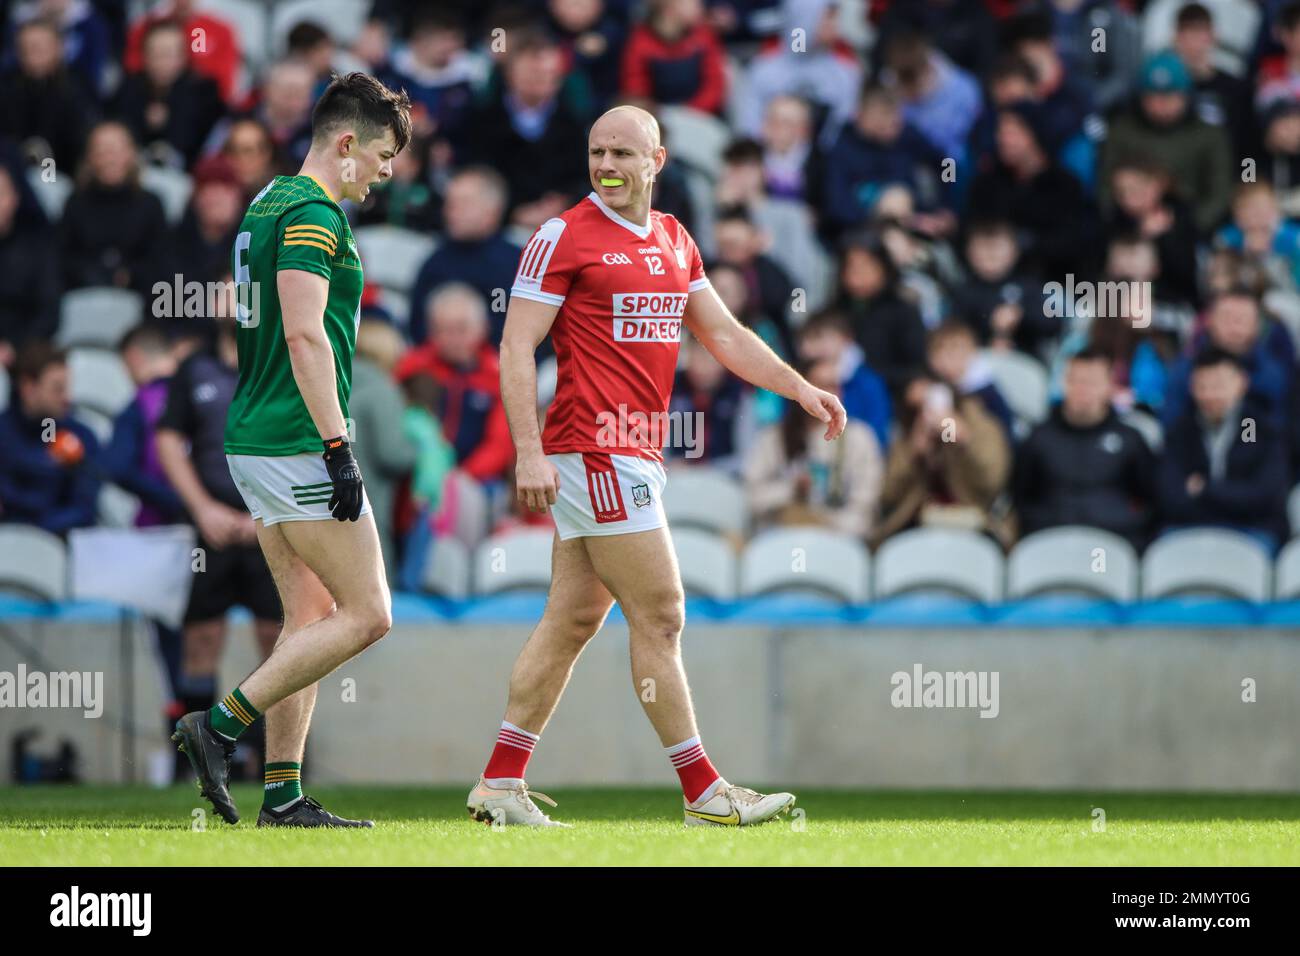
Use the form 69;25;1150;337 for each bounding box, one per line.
354;225;437;293
57;287;143;350
68;349;134;418
420;535;471;600
979;348;1049;427
1007;526;1139;602
1141;528;1272;602
97;484;141;529
140;165;194;226
0;525;68;601
740;528;870;603
26;165;72;220
474;528;555;595
1275;538;1300;600
658;105;731;180
1288;484;1300;540
661;466;747;537
671;527;738;600
874;528;1004;603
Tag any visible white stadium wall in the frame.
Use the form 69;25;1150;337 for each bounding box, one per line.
3;619;1300;790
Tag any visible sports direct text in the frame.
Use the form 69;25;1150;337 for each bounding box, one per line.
612;292;687;342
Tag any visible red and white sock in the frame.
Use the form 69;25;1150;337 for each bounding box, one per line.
666;735;722;805
483;720;538;787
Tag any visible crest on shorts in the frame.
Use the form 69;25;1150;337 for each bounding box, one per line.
631;483;652;508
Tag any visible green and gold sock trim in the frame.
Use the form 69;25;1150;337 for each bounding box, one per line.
207;687;260;740
291;481;334;505
263;762;303;809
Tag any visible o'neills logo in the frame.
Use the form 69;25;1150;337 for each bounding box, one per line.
612;292;686;342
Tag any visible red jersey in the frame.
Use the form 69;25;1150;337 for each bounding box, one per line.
511;191;710;462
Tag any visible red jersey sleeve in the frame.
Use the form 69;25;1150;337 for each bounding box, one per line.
510;217;577;308
680;224;709;293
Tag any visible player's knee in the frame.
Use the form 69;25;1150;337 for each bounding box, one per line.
346;598;392;648
629;598;684;645
569;602;611;643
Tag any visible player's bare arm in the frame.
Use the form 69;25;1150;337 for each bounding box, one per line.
279;269;348;441
156;427;252;548
499;295;562;513
684;284;848;441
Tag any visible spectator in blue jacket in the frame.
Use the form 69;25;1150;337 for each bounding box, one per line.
0;341;101;535
1158;347;1290;553
408;166;522;346
795;309;891;452
1162;289;1294;427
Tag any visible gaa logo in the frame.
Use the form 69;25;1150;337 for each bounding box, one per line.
602;252;633;265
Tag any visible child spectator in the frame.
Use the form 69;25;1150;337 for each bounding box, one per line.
949;219;1055;358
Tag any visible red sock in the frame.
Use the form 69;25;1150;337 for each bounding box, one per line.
483;720;538;783
666;736;721;804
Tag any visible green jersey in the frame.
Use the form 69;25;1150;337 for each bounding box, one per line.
224;174;363;456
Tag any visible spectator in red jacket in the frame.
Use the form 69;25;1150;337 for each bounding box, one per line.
621;0;728;116
123;0;242;105
394;283;514;483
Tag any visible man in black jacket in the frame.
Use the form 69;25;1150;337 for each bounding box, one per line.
1013;348;1155;549
1157;347;1290;552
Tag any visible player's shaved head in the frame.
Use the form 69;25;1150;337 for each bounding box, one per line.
591;105;661;153
588;104;666;221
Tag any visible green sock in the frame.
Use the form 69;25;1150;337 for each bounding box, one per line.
207;688;260;740
263;762;303;810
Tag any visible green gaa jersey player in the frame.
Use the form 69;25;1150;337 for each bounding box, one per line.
172;73;411;828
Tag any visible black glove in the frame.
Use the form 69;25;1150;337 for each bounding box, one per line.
321;435;364;522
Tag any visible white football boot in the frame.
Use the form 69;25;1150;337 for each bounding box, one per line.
683;780;796;827
467;775;572;827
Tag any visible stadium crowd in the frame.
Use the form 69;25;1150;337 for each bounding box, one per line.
3;0;1300;595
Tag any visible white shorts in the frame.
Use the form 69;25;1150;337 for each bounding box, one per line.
226;453;372;526
549;452;668;540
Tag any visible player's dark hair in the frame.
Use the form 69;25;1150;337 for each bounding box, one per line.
311;72;412;154
1176;3;1213;30
14;340;67;384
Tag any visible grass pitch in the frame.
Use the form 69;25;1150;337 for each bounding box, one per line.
1;786;1298;866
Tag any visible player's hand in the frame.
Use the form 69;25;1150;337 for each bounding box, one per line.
516;452;560;513
797;384;848;441
322;436;365;522
196;501;247;549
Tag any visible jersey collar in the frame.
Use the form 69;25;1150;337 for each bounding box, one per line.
303;173;337;202
586;190;651;239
